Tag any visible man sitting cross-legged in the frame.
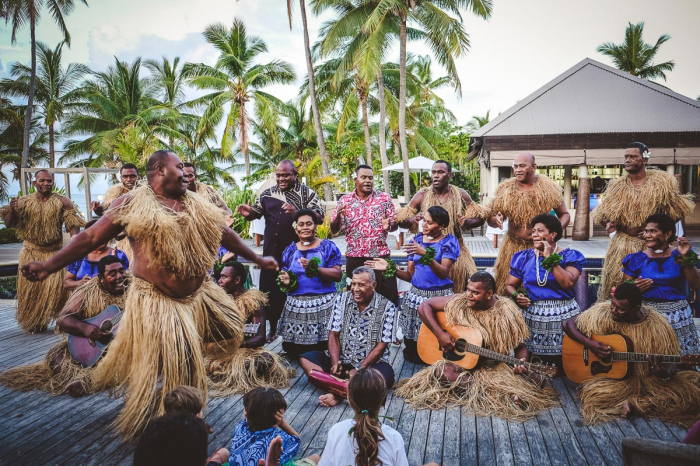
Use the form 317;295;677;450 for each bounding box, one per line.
0;255;128;394
205;261;295;396
394;271;559;421
299;266;397;407
563;282;700;426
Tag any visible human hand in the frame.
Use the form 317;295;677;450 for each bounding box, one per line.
273;409;285;427
258;436;283;466
413;212;424;224
605;220;617;236
348;368;358;379
677;237;692;258
281;203;297;215
516;294;531;308
494;212;504;229
438;332;456;352
237;204;253;218
298;257;310;269
364;258;388;271
403;240;426;257
336;203;346;220
513;359;528;375
458;215;468;228
330;361;343;376
256;256;279;271
633;277;653;292
278;270;290;286
84;324;110;341
647;355;675;379
9;197;18;212
21;262;51;282
382;216;390;232
81;275;92;284
588;340;612;361
543;240;556;258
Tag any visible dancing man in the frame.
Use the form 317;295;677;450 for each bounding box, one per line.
592;142;693;300
183;162;231;214
1;169;85;333
21;150;278;440
397;160;483;292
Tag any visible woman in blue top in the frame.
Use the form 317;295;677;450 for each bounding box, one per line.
64;219;129;291
277;209;343;359
505;213;584;363
367;206;459;363
622;213;700;356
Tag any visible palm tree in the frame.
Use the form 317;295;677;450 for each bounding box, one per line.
144;56;189;147
465;109;490;133
0;41;90;168
183;19;296;177
597;22;675;82
286;0;333;201
1;0;89;192
60;57;177;172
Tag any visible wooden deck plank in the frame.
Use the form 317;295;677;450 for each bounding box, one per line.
507;421;533;466
460;413;478;466
491;417;514;466
441;409;460;466
406;407;431;465
520;418;551;466
476;416;496;465
424;408;446;465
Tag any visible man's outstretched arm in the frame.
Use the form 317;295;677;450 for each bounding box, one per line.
221;227;278;270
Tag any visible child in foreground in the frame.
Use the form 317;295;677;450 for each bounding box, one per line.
229;387;320;466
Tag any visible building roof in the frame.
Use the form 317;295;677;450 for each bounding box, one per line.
471;58;700;137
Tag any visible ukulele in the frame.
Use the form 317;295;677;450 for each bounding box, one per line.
417;312;557;378
67;305;122;367
562;334;700;383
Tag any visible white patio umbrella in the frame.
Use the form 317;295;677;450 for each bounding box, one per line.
381;156;457;185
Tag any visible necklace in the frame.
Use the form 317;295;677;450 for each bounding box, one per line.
535;249;548;287
653;245;669;254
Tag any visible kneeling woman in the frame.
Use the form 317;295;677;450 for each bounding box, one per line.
622;213;700;356
277;209;343;359
505;213;584;366
368;206;458;363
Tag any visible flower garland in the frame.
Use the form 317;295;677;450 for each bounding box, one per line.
675;250;699;268
384;259;398;278
418;247;436;266
277;270;299;293
510;287;529;303
305;257;322;278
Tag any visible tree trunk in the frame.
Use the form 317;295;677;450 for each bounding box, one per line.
573;165;590;241
20;9;37;194
300;0;332;201
240;101;250;177
377;70;390;193
49;123;55;168
398;13;411;201
360;94;372;167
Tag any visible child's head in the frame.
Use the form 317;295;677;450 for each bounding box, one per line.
243;387;287;432
133;411;208;466
347;368;388;466
163;385;204;418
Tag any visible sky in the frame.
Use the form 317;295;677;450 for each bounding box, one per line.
1;0;699;198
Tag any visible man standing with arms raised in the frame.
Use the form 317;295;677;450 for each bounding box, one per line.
2;169;85;333
238;160;325;341
21;150;278;440
592;142;693;300
397;160;483;292
331;165;398;305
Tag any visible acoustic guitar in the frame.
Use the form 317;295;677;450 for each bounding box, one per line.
67;305;122;367
417;312;558;378
562;334;700;383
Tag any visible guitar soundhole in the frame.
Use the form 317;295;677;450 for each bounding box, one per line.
591;361;613;376
443;350;464;362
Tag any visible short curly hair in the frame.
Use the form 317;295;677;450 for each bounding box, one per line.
531;213;563;242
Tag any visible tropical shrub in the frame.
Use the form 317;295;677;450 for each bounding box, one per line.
0;227;19;244
222;186;257;239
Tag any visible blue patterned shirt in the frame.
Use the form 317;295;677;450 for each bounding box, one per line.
228;420;300;466
328;291;395;366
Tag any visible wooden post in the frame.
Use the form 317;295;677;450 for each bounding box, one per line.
563;166;572;209
255;233;261;248
84;167;92;222
64;173;71;199
572;164;590;241
493;233;498;249
398;232;404;249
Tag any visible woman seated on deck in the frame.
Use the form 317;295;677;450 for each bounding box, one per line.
277;209;342;360
63;219;129;291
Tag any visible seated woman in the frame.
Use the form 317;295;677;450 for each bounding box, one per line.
505;213;584;367
64;219;129;291
366;206;458;363
622;213;700;356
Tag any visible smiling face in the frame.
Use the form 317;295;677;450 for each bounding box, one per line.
512;154;536;183
465;280;493;310
33;171;54;195
275;162;298;191
159;153;188;196
531;222;557;248
642;222;672;250
421;211;443;237
295;214;317;242
100;262;126;295
182;166;197;191
430;162;451;189
350;272;376;306
355;168;374;195
120;168;139;190
623;147;646;174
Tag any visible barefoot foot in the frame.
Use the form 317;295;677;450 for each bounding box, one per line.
319;393;342;407
65;381;86;397
620;400;634;418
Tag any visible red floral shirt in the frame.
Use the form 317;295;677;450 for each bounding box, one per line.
332;190;396;257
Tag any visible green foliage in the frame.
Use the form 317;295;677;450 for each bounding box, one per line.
433;122;480;199
0;277;17;299
316;215;333;240
222;186;257;239
0;227;19;244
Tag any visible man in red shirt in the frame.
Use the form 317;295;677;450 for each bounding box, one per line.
331;165;399;305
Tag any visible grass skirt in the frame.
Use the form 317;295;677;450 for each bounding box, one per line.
522;298;580;356
643;299;700;356
493;232;533;295
16;242;68;332
277;293;335;345
451;243;477;293
91;277;243;441
597;232;645;301
395;360;558;421
0;340;94;394
399;286;454;340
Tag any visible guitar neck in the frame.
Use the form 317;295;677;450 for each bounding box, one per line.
461;342;538;371
611;352;681;363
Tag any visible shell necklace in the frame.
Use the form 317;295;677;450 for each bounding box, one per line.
535;249;549;287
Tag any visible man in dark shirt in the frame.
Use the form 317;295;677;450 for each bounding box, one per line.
237;160;325;341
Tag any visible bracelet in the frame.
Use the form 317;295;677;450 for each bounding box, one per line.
541;253;563;271
675;250;698;268
510;288;529;302
418;247;436;266
384;259;398;278
305;257;321;278
277;270;299;293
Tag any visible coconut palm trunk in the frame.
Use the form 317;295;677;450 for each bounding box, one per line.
377;70;390;192
299;0;332;201
48;123;55;168
360;94;372;167
239;100;250;177
398;12;411;200
21;11;37;193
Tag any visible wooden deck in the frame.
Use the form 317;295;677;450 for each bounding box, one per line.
0;301;689;466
